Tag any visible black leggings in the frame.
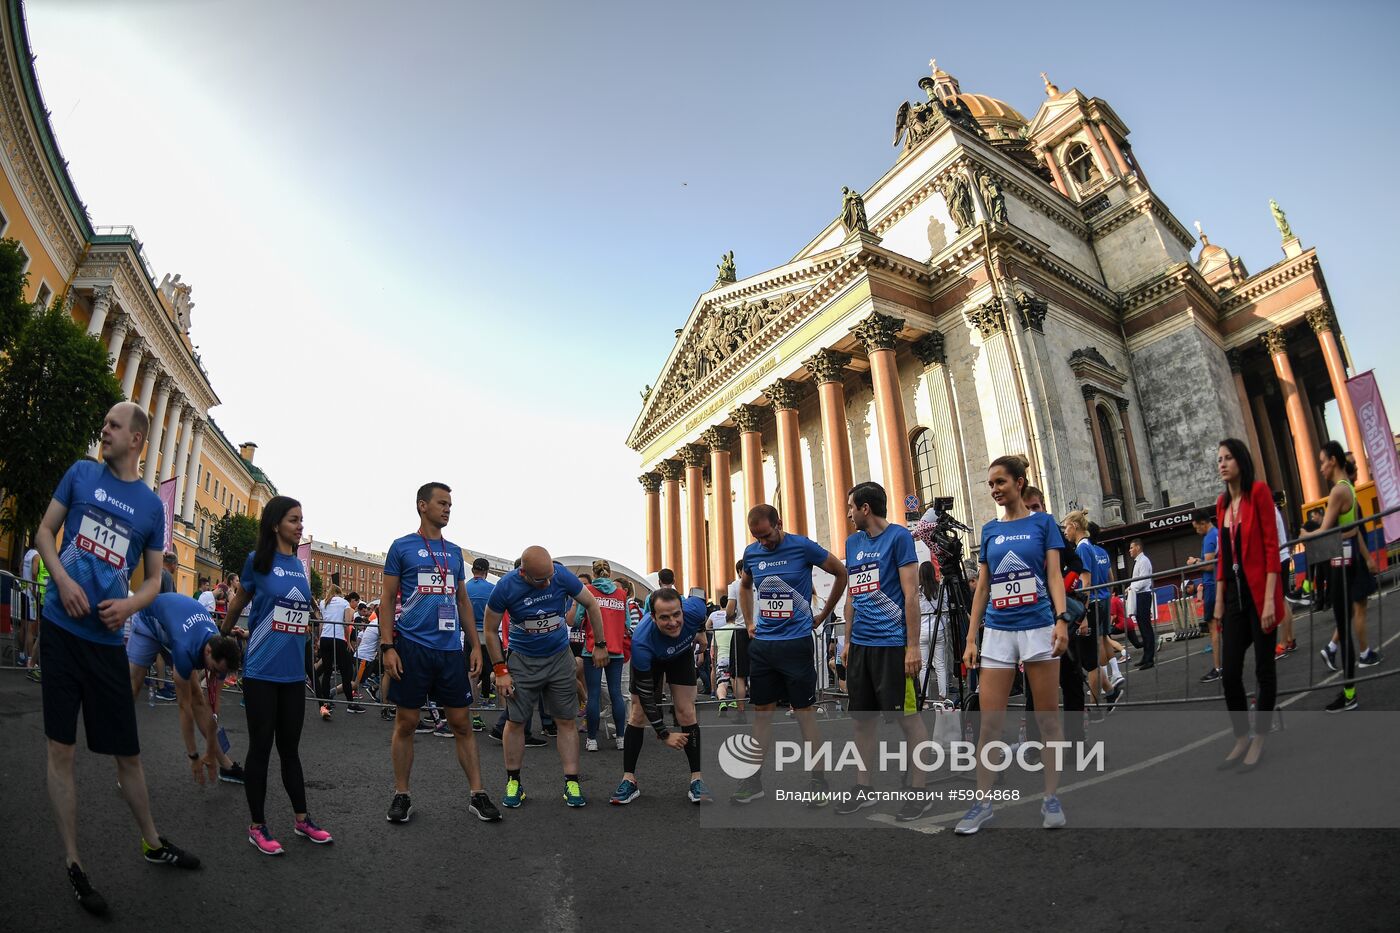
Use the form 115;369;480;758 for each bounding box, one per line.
316;637;355;706
243;678;307;825
1221;583;1277;738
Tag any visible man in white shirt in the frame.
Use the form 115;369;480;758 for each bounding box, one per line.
723;559;749;723
20;542;41;667
196;579;216;613
1128;539;1155;669
1272;493;1296;656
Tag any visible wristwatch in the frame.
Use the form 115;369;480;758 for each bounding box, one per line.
382;643;396;652
595;641;607;650
1055;612;1074;624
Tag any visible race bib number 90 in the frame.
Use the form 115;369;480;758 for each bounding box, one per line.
759;596;794;619
990;570;1038;610
849;563;881;596
417;571;455;596
272;602;310;635
75;510;131;569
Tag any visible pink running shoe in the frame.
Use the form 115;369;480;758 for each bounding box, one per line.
248;824;284;856
293;817;333;844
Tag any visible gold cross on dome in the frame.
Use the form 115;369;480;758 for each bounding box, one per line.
929;58;938;74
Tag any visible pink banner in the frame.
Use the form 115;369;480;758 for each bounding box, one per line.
1347;370;1400;544
297;540;312;580
158;477;178;552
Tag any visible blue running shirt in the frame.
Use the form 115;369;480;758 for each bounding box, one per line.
487;563;584;658
845;524;918;647
978;511;1065;631
134;593;219;679
1200;527;1218;586
1088;541;1112;598
45;460;165;646
383;533;467;652
240;551;314;683
631;596;708;671
465;576;494;630
742;533;829;641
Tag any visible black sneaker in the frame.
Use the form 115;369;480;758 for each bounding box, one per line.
347;703;367;714
67;863;107;915
729;775;764;804
380;707;395;722
1105;683;1124;710
895;796;936;822
415;718;437;735
833;784;878;815
805;773;831;809
142;836;200;869
472;716;485;732
387;793;413;823
524;735;548;749
1199;668;1222;684
469;791;502;823
542;723;558;737
1358;650;1382;668
1320;646;1339;673
218;761;246;784
1324;692;1358;713
488;727;505;743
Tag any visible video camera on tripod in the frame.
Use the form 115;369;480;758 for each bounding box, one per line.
912;497;974;711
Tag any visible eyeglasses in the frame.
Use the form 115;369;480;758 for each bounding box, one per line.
521;570;554;587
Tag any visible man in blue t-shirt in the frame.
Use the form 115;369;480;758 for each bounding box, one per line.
836;483;932;821
1188;513;1222;683
465;557;496;719
34;402;201;914
126;593;244;784
380;482;498;826
734;503;848;806
610;591;712;806
483;546;603;809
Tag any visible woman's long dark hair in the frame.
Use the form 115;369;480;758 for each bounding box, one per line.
253;495;301;575
1218;438;1256;496
918;561;938;603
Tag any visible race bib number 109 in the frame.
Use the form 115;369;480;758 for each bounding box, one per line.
759;596;794;620
990;570;1038;610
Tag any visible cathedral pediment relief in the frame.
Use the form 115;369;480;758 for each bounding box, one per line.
641;288;809;424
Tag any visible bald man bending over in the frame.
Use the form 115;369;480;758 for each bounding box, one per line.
483;546;603;808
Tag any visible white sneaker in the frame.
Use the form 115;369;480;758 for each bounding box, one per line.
615;737;625;751
1111;674;1126;688
1041;794;1066;829
954;802;994;835
585;738;598;752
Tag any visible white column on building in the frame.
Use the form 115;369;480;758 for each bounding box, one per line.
158;394;186;483
136;357;160;411
912;331;973;528
181;419;206;525
119;335;146;399
85;286;113;337
103;312;129;372
144;377;174;484
171;408;195;514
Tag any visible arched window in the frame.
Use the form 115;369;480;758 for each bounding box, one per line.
1065;141;1101;187
910;428;940;508
1096;405;1124;501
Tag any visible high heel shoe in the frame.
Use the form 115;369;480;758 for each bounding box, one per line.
1237;753;1263;774
1215;756;1242;771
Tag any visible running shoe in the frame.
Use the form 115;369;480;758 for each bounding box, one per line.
433;721;453;738
834;784;878;816
386;793;413;823
954;801;994;835
469;791;502;822
615;737;625;751
347;703;367;714
718;703;729;718
805;773;831;808
472;716;484;732
156;686;177;702
1284;640;1298;655
142;836;200;868
1321;645;1339;673
524;735;548;749
543;723;559;737
1199;668;1222;684
1088;708;1106;724
611;779;640;805
67;863;107;915
688;779;713;804
1203;643;1213;654
1105;683;1124;705
729;775;764;804
1359;649;1382;667
1041;794;1067;829
502;778;526;808
415;718;438;735
562;779;586;807
381;707;395;722
585;738;599;752
1324;692;1359;713
1274;643;1287;659
488;727;505;743
319;704;331;720
26;667;41;683
248;824;283;856
218;761;246;784
293;817;333;844
896;796;936;822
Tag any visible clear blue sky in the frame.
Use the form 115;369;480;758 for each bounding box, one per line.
25;0;1399;569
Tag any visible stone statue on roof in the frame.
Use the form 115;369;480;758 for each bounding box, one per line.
715;250;736;284
1269;199;1294;242
840;186;869;234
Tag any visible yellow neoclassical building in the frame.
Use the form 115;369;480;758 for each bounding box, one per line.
0;0;275;591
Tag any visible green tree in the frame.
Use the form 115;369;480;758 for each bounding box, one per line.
0;238;29;352
310;566;324;602
210;512;259;575
0;295;124;565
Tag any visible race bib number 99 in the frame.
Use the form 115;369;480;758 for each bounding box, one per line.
76;509;131;569
759;596;793;619
272;602;310;635
990;570;1038;610
417;571;455;596
849;563;881;596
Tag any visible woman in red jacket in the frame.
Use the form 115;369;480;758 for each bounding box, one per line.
1210;438;1284;772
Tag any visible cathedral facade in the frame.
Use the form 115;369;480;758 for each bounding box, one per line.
626;61;1370;598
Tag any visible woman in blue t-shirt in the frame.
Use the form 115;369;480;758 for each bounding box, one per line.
956;456;1072;835
222;496;333;856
